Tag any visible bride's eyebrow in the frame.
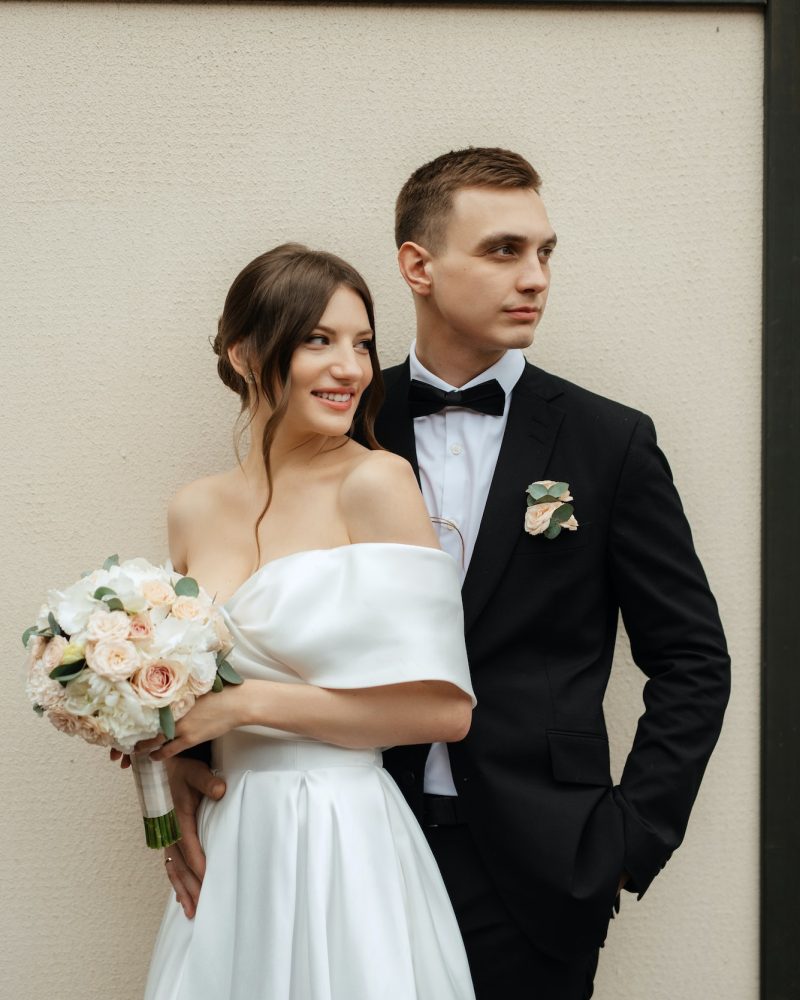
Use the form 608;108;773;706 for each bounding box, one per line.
313;324;374;337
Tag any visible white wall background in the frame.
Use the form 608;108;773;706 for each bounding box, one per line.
0;4;761;998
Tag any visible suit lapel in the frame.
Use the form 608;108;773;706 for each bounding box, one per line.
374;360;420;480
461;364;565;634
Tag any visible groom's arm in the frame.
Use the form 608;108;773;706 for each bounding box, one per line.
608;413;730;897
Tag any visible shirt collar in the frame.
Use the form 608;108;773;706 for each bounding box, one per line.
409;341;526;397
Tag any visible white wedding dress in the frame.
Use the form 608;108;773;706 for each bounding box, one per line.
145;543;476;1000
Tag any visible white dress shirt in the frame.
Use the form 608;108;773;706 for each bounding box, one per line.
409;342;526;795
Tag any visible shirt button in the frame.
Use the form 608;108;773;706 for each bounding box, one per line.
450;443;463;456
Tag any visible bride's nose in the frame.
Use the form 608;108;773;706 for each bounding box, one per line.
329;345;363;382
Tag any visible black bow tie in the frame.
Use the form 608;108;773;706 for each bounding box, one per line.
408;378;506;418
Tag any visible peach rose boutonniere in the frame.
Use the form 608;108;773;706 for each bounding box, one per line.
524;480;579;540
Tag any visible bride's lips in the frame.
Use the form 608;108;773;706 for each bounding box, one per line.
311;389;357;412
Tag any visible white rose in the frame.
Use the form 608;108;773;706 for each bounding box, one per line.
141;579;176;608
186;650;218;696
86;609;131;643
561;515;579;531
171;595;212;624
85;638;140;681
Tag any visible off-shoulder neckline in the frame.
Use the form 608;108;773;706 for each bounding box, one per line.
221;541;447;609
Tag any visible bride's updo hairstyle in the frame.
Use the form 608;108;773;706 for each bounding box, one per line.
213;243;385;557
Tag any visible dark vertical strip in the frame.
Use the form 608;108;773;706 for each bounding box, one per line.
763;0;800;997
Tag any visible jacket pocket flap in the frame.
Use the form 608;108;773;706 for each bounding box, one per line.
546;730;612;786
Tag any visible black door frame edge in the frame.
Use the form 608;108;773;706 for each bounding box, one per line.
762;1;799;998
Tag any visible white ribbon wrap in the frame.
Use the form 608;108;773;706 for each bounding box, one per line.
130;756;173;818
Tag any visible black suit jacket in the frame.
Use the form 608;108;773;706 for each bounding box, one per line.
374;359;730;960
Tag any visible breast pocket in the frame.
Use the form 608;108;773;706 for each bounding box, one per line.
546;729;612;786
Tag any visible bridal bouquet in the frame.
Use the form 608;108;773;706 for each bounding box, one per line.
23;555;241;848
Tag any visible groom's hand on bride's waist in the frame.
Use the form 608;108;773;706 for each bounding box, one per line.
163;758;226;919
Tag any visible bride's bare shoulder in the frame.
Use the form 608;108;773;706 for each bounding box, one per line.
339;450;437;547
167;471;236;569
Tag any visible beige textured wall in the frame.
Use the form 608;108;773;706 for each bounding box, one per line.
1;4;761;998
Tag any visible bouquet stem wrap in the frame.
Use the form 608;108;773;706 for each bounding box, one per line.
130;755;181;849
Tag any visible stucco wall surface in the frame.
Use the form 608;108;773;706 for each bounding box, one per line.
1;4;761;999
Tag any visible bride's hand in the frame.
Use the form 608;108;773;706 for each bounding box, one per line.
136;683;249;761
161;757;226;918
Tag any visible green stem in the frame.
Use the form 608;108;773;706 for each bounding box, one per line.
142;810;181;849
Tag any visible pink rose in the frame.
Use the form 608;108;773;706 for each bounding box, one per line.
524;502;561;536
74;714;113;747
561;514;579;531
131;658;189;708
128;611;154;643
26;635;47;665
141;580;176;607
86;609;131;643
48;707;83;737
42;635;68;673
85;638;140;680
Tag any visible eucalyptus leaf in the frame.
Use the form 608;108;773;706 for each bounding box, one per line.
159;705;175;741
103;554;120;570
217;660;244;686
543;523;562;540
47;612;64;637
550;482;569;498
212;674;224;693
174;576;200;599
22;625;37;648
527;483;549;501
105;597;125;612
49;661;85;685
93;586;117;601
550;503;574;525
34;628;54;638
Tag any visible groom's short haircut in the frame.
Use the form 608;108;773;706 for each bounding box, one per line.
395;147;542;253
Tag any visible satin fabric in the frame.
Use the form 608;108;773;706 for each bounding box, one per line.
145;544;476;1000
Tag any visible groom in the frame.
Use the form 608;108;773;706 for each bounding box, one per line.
373;147;728;997
172;148;730;998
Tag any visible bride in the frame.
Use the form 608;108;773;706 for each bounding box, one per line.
133;243;476;999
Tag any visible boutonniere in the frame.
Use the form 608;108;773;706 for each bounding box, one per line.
524;480;579;539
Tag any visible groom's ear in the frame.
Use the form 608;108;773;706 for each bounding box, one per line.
397;241;433;297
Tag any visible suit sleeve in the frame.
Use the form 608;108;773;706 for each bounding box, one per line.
608;413;730;896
